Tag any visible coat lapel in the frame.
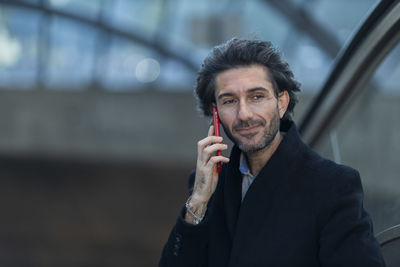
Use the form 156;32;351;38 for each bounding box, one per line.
223;146;242;241
228;122;304;263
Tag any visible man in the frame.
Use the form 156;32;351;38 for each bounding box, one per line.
159;39;385;266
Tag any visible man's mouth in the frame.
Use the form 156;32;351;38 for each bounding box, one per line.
234;125;262;136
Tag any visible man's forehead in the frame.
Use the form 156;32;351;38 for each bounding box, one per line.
215;65;275;95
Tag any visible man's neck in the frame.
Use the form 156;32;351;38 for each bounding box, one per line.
245;132;283;175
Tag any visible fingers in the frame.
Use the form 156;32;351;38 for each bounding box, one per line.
203;143;228;157
208;125;214;137
197;136;223;150
197;138;227;162
197;124;229;166
207;155;230;166
198;124;228;158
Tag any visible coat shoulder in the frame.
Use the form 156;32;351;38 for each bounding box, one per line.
296;142;360;188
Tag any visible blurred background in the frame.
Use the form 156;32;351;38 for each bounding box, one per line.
0;0;399;266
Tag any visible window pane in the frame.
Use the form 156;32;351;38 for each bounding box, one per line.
45;17;97;89
100;37;162;91
109;0;163;37
48;0;102;20
0;7;40;89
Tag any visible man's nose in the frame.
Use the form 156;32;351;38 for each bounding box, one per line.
238;101;252;121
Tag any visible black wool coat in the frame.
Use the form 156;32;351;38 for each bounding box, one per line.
159;121;385;267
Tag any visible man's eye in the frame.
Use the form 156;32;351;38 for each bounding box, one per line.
252;94;264;100
222;99;235;105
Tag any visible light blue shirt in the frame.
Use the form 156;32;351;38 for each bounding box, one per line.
239;153;257;202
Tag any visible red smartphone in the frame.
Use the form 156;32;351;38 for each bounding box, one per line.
213;105;222;173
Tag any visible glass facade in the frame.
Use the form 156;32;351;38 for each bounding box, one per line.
0;0;378;91
315;41;400;233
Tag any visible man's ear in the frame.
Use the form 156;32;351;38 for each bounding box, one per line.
278;91;289;119
208;104;213;117
209;103;216;115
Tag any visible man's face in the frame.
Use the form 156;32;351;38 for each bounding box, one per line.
214;65;288;153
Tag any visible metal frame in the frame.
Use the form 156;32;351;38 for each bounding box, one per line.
377;224;400;246
299;0;400;147
265;0;341;58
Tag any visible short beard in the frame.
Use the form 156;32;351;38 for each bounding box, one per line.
221;107;280;154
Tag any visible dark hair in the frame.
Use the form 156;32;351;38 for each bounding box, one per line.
195;38;301;122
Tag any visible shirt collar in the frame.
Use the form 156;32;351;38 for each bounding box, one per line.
239;153;256;178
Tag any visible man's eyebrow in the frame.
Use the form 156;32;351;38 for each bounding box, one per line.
217;87;271;100
247;87;269;93
217;92;235;100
